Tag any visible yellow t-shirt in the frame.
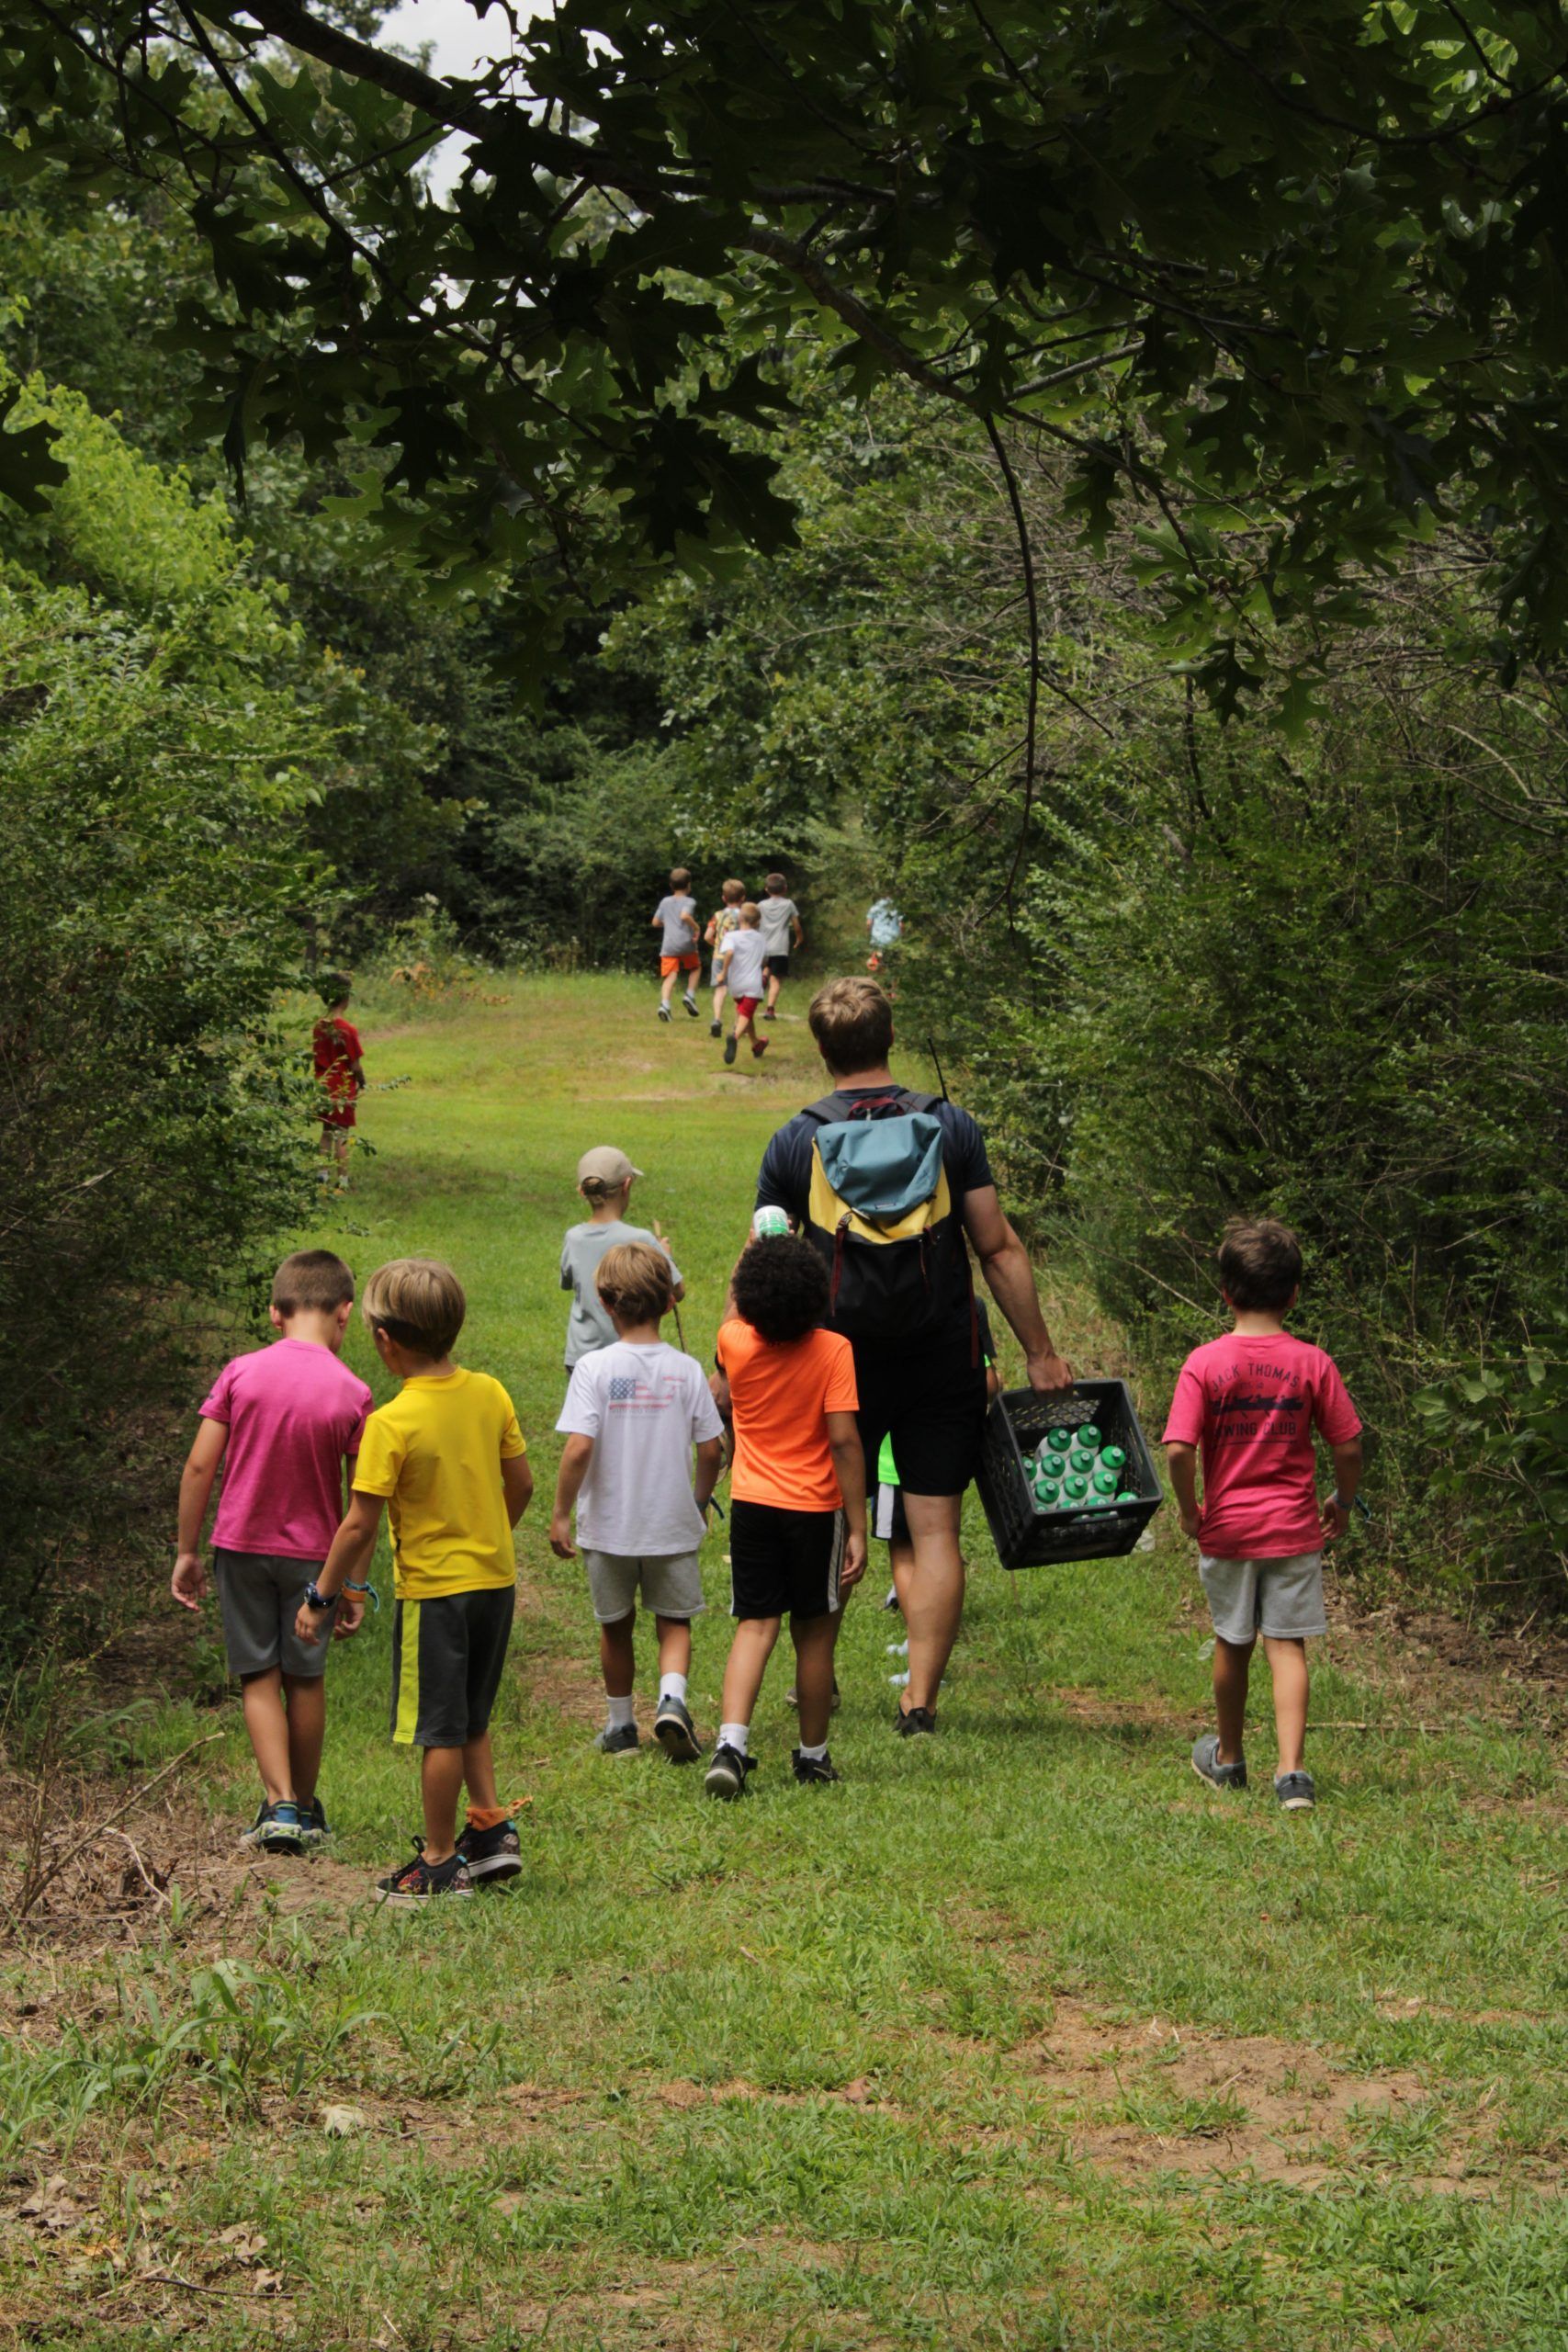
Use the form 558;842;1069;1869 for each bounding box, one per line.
353;1369;526;1600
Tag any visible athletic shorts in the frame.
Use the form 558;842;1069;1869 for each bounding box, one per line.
1199;1552;1326;1645
213;1549;329;1679
660;953;700;976
763;952;791;979
729;1499;845;1621
583;1547;705;1623
874;1483;910;1546
852;1340;989;1498
320;1103;356;1130
389;1587;514;1747
734;995;761;1020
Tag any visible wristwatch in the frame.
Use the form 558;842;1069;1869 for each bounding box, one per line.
303;1581;338;1612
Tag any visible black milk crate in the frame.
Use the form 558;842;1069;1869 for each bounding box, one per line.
977;1378;1162;1569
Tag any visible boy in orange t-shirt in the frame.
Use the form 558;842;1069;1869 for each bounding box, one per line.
706;1237;867;1795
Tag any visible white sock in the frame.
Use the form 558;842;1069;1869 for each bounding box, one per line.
717;1721;750;1755
659;1671;688;1705
605;1693;636;1729
797;1739;828;1763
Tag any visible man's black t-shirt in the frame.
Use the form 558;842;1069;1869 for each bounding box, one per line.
755;1086;994;1352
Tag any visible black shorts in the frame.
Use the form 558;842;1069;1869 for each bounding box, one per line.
852;1339;989;1498
389;1587;514;1747
763;952;791;979
729;1499;845;1621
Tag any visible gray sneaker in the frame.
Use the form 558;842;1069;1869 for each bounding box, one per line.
593;1721;639;1756
653;1694;702;1762
1274;1770;1316;1812
1191;1734;1247;1790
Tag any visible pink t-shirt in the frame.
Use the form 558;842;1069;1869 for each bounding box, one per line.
1162;1330;1360;1559
199;1339;374;1561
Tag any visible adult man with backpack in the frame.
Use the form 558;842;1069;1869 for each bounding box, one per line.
753;976;1073;1734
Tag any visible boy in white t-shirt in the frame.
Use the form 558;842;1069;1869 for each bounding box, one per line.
549;1241;725;1759
716;903;770;1068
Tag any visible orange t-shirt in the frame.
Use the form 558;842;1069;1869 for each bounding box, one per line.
716;1318;859;1512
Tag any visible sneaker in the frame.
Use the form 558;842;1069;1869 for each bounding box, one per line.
882;1584;900;1611
657;1003;671;1023
1191;1734;1247;1791
456;1816;523;1883
895;1702;936;1737
653;1694;703;1763
792;1749;841;1786
751;1035;770;1058
375;1838;472;1906
709;1020;722;1038
682;991;699;1017
593;1721;640;1756
242;1799;307;1855
723;1035;738;1066
1274;1770;1316;1812
704;1743;756;1800
763;1008;777;1020
296;1795;331;1848
785;1679;840;1713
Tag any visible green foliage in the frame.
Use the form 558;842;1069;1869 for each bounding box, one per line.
1416;1335;1568;1593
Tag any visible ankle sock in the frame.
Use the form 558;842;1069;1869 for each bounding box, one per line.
797;1740;829;1763
717;1722;750;1756
659;1672;688;1705
605;1693;636;1729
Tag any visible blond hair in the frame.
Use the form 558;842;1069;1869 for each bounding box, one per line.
595;1240;673;1328
739;900;761;928
808;976;893;1075
721;877;745;903
362;1257;466;1358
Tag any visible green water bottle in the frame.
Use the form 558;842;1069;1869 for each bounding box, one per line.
1035;1478;1061;1510
1063;1473;1088;1501
1093;1468;1118;1496
1100;1443;1126;1474
1116;1489;1140;1505
1079;1424;1102;1451
1069;1447;1097;1476
1089;1490;1115;1509
1047;1428;1073;1455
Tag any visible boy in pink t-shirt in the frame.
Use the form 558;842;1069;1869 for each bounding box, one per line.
1162;1219;1362;1813
172;1250;373;1854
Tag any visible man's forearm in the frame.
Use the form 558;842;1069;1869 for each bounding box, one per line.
980;1234;1055;1359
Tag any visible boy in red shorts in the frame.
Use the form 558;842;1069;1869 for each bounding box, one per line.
715;903;770;1067
313;974;364;1188
1163;1219;1362;1814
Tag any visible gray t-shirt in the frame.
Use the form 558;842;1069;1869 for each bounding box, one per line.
654;894;698;956
559;1221;684;1367
758;896;799;954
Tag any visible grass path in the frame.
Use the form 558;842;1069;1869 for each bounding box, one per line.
6;974;1568;2350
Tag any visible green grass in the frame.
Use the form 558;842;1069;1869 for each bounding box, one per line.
6;972;1567;2349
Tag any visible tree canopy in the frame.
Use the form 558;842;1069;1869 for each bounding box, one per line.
4;3;1567;702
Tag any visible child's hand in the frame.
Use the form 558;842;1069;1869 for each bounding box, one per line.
1178;1507;1201;1542
547;1512;577;1561
171;1551;208;1610
334;1594;365;1638
293;1600;325;1645
1321;1495;1351;1544
840;1529;868;1589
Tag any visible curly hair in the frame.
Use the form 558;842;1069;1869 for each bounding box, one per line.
730;1235;829;1344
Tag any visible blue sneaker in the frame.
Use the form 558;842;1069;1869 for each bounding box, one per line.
1191;1735;1247;1791
297;1796;331;1848
1274;1770;1316;1812
243;1799;307;1854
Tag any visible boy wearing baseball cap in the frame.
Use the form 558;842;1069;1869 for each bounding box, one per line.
560;1147;684;1372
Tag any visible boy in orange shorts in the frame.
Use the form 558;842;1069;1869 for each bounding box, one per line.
651;867;701;1021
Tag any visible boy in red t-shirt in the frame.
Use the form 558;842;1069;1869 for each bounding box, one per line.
1162;1219;1362;1813
705;1238;867;1795
313;974;365;1189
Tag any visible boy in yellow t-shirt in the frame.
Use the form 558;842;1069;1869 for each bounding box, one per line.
297;1258;534;1904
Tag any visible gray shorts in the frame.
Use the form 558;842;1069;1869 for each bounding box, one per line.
1200;1551;1326;1645
213;1549;329;1679
583;1548;705;1624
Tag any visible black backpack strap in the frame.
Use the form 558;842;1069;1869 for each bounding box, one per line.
802;1088;940;1127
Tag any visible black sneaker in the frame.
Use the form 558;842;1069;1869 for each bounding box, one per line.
375;1839;473;1906
792;1749;842;1786
297;1795;331;1849
723;1035;738;1066
895;1703;937;1737
882;1585;900;1611
593;1721;640;1756
653;1694;703;1763
704;1743;756;1800
242;1799;307;1855
456;1816;523;1883
682;991;700;1016
709;1020;722;1038
657;1003;671;1023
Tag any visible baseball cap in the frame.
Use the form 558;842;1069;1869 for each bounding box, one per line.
577;1146;643;1187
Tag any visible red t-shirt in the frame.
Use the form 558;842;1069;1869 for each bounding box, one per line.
1162;1330;1360;1559
313;1016;362;1103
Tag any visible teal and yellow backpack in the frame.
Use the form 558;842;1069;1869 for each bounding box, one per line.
800;1089;976;1349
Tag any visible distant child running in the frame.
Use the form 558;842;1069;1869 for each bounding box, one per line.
549;1242;725;1761
560;1147;684;1372
704;877;747;1038
1162;1219;1362;1814
652;866;701;1022
758;873;804;1020
313;974;365;1187
296;1259;534;1903
172;1250;373;1854
716;903;770;1067
705;1237;867;1796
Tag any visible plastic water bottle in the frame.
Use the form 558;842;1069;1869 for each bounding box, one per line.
1069;1447;1097;1476
752;1206;790;1239
1046;1429;1073;1454
1035;1479;1061;1510
1063;1473;1089;1501
1092;1468;1119;1496
1079;1424;1102;1450
1116;1489;1140;1505
1101;1443;1126;1474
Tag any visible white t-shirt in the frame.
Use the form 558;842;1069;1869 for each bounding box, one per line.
720;927;767;1000
556;1341;725;1556
758;896;799;955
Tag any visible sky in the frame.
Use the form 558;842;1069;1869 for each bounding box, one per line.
377;0;532;191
